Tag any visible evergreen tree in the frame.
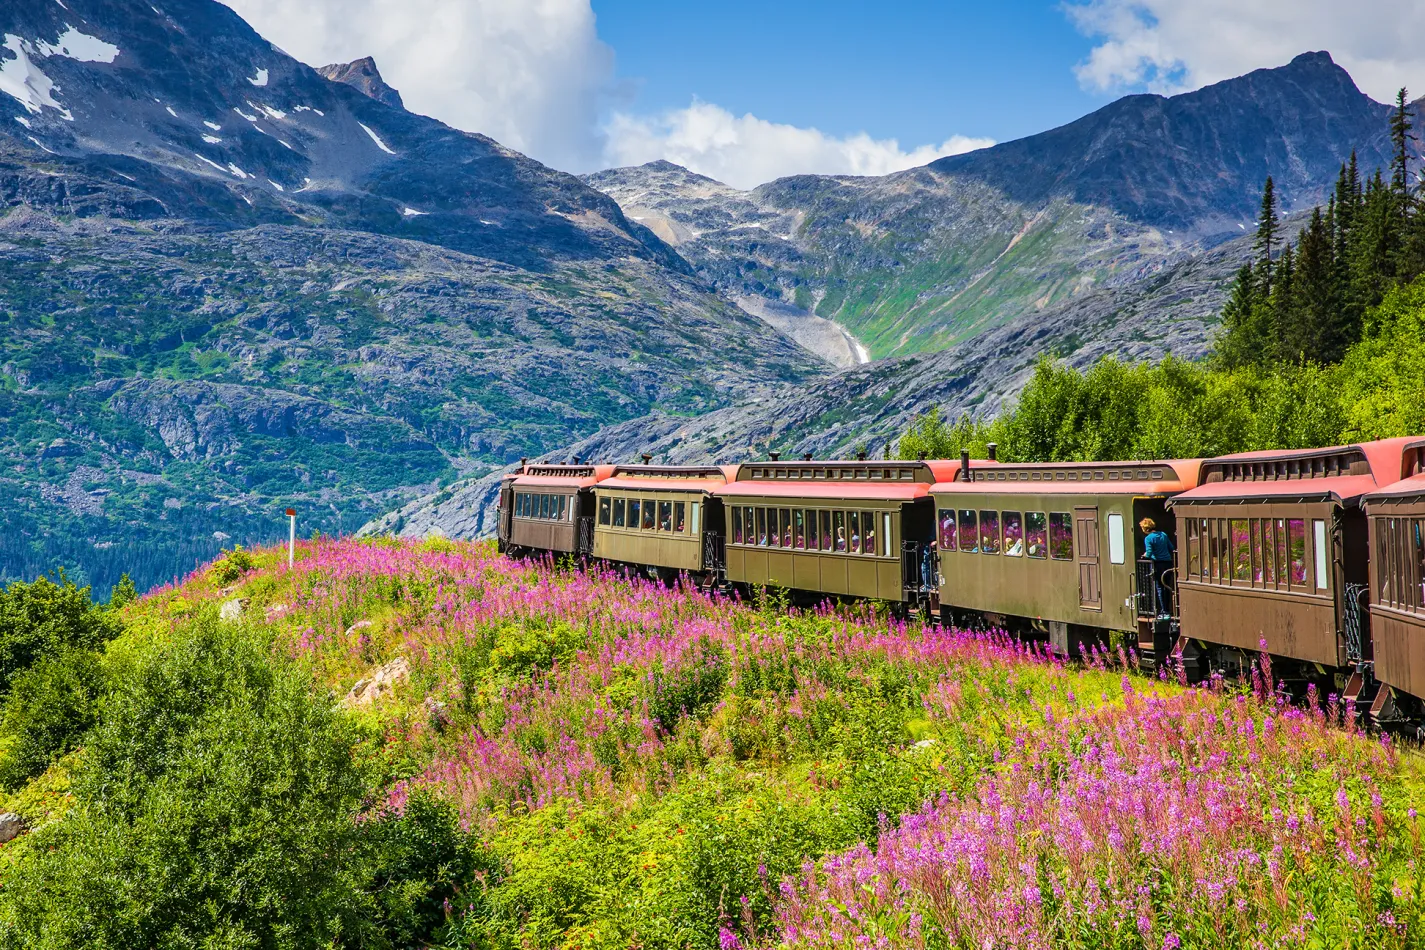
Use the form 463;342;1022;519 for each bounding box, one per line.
1254;176;1280;292
1216;261;1268;369
1293;208;1347;361
1391;88;1415;207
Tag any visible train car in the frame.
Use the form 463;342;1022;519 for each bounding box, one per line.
717;458;962;603
591;465;735;582
930;456;1202;659
1363;440;1425;724
1169;438;1418;689
502;463;615;558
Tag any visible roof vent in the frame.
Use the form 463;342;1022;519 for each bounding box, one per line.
803;452;814;461
640;453;653;464
961;449;972;482
769;451;781;462
987;443;998;461
856;449;867;461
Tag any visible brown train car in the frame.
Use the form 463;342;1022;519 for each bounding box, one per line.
501;463;615;557
591;465;736;579
1169;439;1418;685
1363;440;1425;723
718;459;961;603
930;458;1202;659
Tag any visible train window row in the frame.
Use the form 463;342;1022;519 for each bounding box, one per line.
598;497;700;534
1376;517;1425;613
1185;517;1324;591
515;492;570;522
730;506;894;558
938;509;1075;560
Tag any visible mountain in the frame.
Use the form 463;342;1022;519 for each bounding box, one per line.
0;0;824;592
585;53;1408;362
365;220;1263;540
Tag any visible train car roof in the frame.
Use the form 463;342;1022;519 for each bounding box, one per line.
1173;438;1422;507
930;459;1201;496
1364;439;1425;503
509;463;616;490
597;464;737;493
721;458;963;501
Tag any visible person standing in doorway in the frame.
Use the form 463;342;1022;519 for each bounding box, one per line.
1141;518;1175;618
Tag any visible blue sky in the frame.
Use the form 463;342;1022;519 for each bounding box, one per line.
593;0;1113;149
226;0;1425;187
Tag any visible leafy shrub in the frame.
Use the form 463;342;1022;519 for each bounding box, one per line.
207;544;256;586
106;573;138;609
0;619;371;949
0;648;106;790
0;574;120;695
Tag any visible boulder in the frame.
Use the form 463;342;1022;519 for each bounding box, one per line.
0;813;25;844
342;656;410;707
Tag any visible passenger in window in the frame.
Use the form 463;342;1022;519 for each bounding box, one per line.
675;503;686;533
864;521;876;555
1141;517;1175;618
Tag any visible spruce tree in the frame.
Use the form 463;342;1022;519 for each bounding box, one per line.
1293;208;1347;361
1391;88;1415;207
1254;176;1280;292
1215;261;1264;368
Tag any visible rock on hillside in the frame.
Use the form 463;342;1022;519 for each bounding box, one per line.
316;57;404;111
585;53;1411;361
366;223;1262;540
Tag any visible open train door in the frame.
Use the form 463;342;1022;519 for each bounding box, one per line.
497;481;514;550
1075;506;1102;610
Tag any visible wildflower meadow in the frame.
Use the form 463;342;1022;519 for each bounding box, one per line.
1;536;1422;949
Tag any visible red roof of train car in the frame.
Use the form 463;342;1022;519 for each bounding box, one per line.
930;459;1201;497
510;464;616;490
1175;438;1421;506
598;464;737;493
722;459;965;501
1363;439;1425;502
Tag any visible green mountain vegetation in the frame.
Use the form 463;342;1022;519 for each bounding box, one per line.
0;542;1421;948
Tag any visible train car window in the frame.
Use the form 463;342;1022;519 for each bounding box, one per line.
755;508;767;546
658;501;673;531
1106;512;1123;564
515;493;524;517
642;500;656;530
1313;520;1328;590
691;502;700;535
781;509;793;548
848;511;861;553
732;507;743;544
1274;519;1287;586
793;510;806;549
768;509;781;547
535;494;546;519
834;511;847;551
1026;512;1047;558
1187;519;1201;578
613;498;626;527
1250;520;1263;585
747;507;757;544
820;510;833;550
863;515;876;555
1414;520;1425;611
1287;519;1307;587
627;500;641;530
958;510;978;553
674;502;686;533
1002;512;1024;557
1231;520;1251;583
979;510;1001;554
939;510;956;551
1048;513;1073;560
883;513;893;558
804;510;819;551
599;497;611;526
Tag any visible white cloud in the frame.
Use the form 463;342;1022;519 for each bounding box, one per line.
220;0;614;172
1065;0;1425;103
603;101;994;189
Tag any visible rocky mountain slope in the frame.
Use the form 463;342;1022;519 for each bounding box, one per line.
0;0;823;591
366;220;1262;540
585;53;1409;361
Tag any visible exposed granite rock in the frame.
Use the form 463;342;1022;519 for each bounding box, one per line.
317;57;405;111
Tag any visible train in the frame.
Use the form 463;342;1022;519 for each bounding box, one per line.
495;437;1425;727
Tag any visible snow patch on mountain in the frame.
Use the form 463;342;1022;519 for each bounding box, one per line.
1;34;72;120
36;25;119;63
247;68;267;87
201;134;220;143
402;207;426;216
359;122;395;155
204;120;221;130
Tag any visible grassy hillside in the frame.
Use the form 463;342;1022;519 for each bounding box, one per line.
0;540;1420;948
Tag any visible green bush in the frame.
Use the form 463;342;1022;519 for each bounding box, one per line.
207;544;256;586
0;574;120;695
0;648;106;790
0;619;371;949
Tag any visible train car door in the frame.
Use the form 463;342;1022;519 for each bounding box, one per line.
1076;506;1102;610
498;483;514;545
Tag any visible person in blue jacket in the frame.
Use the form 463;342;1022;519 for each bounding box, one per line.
1141;517;1175;618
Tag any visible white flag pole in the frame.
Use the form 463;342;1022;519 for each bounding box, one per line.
286;507;296;568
